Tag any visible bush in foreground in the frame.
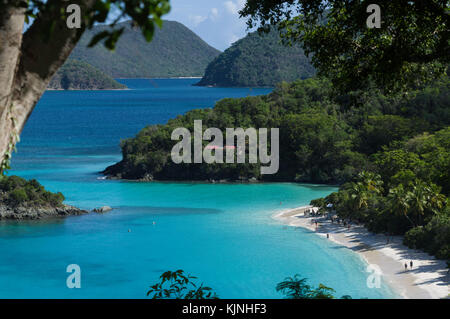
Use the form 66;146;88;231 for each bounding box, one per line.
147;270;351;299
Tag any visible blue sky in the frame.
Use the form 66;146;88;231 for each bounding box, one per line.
165;0;250;51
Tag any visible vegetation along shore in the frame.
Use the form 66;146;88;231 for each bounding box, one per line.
0;175;87;220
274;206;449;299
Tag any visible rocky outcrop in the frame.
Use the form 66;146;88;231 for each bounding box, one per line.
0;204;88;220
93;206;113;213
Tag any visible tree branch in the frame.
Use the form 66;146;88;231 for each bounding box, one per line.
11;0;96;135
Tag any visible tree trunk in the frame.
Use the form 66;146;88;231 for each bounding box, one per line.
0;2;26;172
0;1;96;172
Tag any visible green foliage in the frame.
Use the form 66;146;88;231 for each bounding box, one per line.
358;115;425;155
240;1;449;94
9;188;28;205
19;0;171;50
324;163;448;259
0;175;65;208
197;27;314;87
310;197;325;209
71;21;220;78
48;59;126;90
276;275;350;299
320;121;449;260
404;208;450;260
105;76;449;184
147;270;218;299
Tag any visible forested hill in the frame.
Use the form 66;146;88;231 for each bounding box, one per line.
70;20;221;78
103;76;449;185
196;28;315;87
48;59;126;90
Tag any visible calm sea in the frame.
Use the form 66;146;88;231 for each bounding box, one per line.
0;79;396;298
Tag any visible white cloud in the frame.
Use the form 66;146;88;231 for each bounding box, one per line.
209;8;219;21
224;0;245;15
189;15;208;26
224;1;238;15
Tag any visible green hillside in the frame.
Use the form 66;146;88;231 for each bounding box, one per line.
48;59;126;90
70;20;221;78
104;76;449;184
196;28;315;87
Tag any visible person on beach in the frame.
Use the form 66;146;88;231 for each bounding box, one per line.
327;234;329;239
410;261;413;269
404;263;408;271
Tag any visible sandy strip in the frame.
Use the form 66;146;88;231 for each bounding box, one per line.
273;206;449;299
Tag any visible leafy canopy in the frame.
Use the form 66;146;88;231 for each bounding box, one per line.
276;274;351;299
18;0;171;49
240;0;450;93
147;270;218;299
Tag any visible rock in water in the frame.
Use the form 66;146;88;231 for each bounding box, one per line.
0;204;88;220
93;206;113;213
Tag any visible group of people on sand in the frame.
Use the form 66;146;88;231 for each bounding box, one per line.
312;215;353;239
305;208;320;217
404;261;414;271
306;209;418;275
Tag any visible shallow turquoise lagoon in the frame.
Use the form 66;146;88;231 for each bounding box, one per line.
0;79;396;298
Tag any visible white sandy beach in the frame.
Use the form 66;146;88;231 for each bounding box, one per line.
273;206;449;299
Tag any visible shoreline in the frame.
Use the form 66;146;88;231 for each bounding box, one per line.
273;206;449;299
114;77;203;79
46;88;129;91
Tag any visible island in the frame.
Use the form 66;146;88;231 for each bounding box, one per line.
48;59;127;90
103;76;448;184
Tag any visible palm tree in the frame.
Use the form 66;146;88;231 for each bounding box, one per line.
350;182;370;211
345;172;384;221
407;181;428;226
387;185;413;226
357;171;383;195
427;184;446;215
388;180;446;227
408;180;446;226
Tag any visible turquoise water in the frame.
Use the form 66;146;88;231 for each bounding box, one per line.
0;79;396;298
